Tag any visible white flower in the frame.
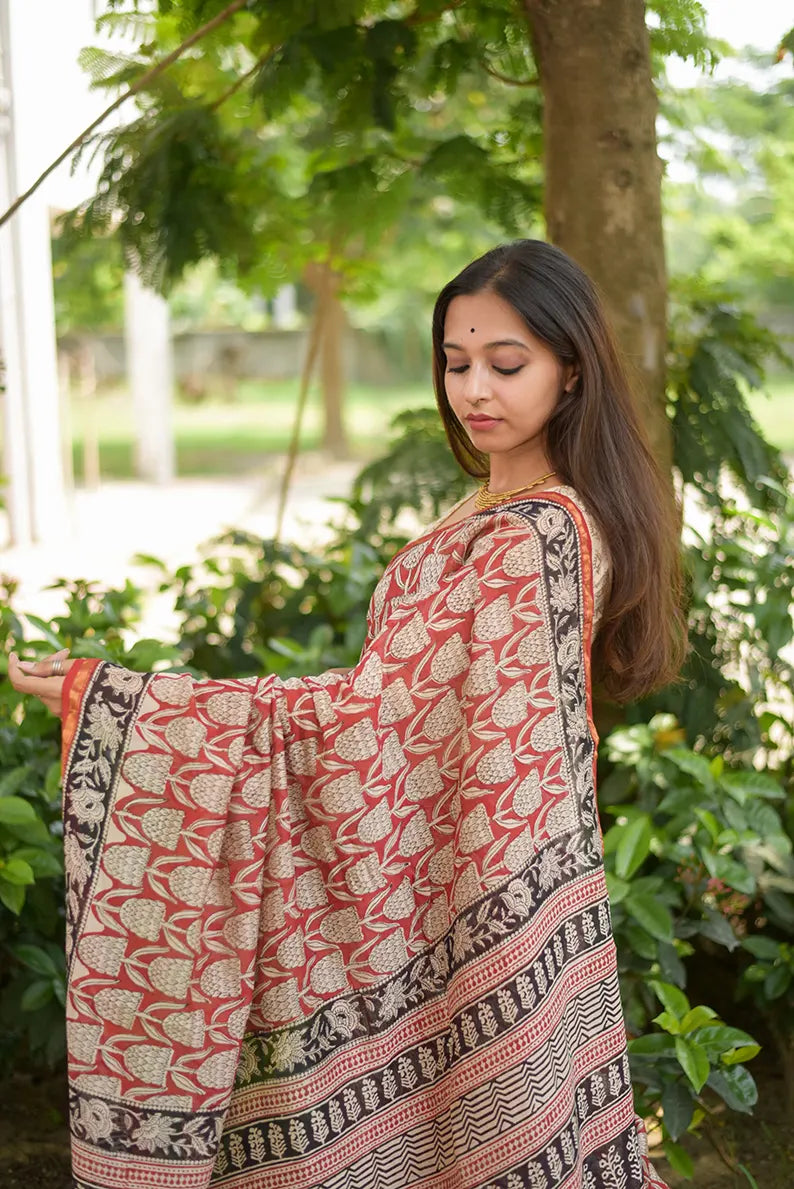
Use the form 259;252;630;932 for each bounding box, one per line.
69;781;106;826
328;1000;359;1039
502;879;533;918
269;1029;306;1072
535;507;567;541
85;702;123;751
75;1096;114;1144
105;667;145;698
130;1112;173;1153
379;980;408;1023
537;847;564;891
549;574;577;613
451;917;473;964
64;832;92;886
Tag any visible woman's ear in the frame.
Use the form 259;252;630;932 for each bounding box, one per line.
564;367;581;395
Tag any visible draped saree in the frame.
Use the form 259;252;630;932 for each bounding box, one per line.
60;490;668;1189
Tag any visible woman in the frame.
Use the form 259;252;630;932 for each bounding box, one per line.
10;240;683;1189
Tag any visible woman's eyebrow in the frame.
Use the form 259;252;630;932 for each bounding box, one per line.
442;338;531;350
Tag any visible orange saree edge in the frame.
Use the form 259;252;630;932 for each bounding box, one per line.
61;658;102;772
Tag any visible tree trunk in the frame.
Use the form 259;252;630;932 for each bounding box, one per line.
319;283;350;459
521;0;671;470
304;261;351;460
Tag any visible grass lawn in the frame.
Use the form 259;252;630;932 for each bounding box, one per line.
745;375;794;453
68;380;434;480
46;371;794;483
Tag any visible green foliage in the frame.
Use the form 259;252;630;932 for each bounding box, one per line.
156;529;388;679
663;63;794;311
602;713;791;1156
668;276;791;512
646;0;715;72
52;233;125;334
66;0;546;299
350;407;470;538
0;576;179;1072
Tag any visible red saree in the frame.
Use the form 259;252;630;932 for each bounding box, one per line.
60;491;668;1189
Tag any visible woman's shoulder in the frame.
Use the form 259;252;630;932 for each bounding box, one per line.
494;487;611;624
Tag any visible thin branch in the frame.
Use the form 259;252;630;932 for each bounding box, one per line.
274;302;326;545
702;1119;742;1178
208;47;277;113
482;62;539;87
0;0;248;230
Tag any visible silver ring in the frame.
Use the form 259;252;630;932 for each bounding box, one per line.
50;657;65;677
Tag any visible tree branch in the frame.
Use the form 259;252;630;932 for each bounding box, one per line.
0;0;248;230
482;62;539;87
208;47;277;114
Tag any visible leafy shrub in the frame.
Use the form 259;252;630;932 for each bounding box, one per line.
600;712;793;1170
0;575;179;1072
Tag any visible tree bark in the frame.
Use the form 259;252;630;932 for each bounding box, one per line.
521;0;671;470
319;283;350;459
304;262;351;460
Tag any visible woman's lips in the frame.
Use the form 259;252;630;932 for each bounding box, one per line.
466;414;501;430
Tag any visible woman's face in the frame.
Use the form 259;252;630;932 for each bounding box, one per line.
442;290;570;474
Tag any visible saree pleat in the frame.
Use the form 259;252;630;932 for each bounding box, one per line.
60;491;668;1189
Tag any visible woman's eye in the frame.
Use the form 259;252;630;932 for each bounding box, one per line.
494;365;523;376
447;364;469;374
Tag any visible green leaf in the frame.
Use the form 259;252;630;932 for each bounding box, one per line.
742;935;782;961
698;908;740;951
702;850;756;895
680;1005;718;1033
721;1044;761;1066
707;1065;758;1113
651;980;690;1019
615;814;653;880
664;1139;694;1178
0;767;32;798
694;808;721;841
721;770;784;802
627;1032;677;1056
675;1036;710;1092
623;921;659;960
694;1025;759;1063
665;748;714;789
625;892;674;940
0;858;35;886
653;1011;681;1035
0;796;36;825
0;880;25;914
22;615;64;650
657;940;687;986
21;978;54;1012
8;846;62;878
661;1081;694;1140
11;943;59;977
763;965;792;999
605;873;631;904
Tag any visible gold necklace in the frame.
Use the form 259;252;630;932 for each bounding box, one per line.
474;470;557;511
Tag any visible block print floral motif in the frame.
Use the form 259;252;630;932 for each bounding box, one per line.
61;495;665;1189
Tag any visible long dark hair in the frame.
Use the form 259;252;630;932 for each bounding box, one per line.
432;239;685;701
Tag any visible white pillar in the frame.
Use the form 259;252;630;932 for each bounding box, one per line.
0;2;67;545
272;283;297;328
123;270;175;484
0;83;30;544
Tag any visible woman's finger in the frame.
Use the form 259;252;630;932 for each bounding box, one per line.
17;648;70;676
8;653;71;697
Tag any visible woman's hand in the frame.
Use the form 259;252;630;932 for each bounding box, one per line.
7;649;75;718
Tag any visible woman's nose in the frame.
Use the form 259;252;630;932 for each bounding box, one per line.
462;361;491;401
